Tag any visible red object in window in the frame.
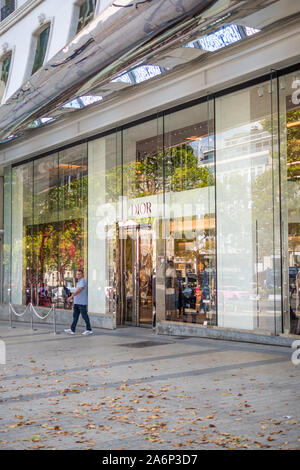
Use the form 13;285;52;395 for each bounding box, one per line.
195;287;202;298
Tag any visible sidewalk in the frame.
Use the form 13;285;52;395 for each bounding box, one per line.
0;321;299;450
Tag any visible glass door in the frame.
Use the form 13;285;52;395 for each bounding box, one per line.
138;224;153;326
118;223;154;326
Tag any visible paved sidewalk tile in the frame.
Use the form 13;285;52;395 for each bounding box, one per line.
0;322;299;450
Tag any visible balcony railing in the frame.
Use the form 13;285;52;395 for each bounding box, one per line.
1;0;15;22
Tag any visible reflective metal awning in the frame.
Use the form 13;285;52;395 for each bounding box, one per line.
0;0;278;143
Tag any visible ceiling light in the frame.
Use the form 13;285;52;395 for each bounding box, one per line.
287;121;300;128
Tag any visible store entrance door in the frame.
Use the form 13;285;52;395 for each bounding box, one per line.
119;223;154;327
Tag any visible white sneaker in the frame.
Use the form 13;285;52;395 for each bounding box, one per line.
64;329;75;335
82;330;93;336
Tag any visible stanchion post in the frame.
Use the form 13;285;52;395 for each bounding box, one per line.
30;304;34;331
53;303;57;335
9;304;12;329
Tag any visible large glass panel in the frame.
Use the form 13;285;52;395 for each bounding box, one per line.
279;71;300;335
11;162;33;305
32;154;59;307
57;145;88;309
88;132;120;318
3;165;11;305
32;26;50;75
163;101;216;326
7;145;88;310
122;118;163;326
216;78;281;332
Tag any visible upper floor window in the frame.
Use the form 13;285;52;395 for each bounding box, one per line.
0;0;15;22
76;0;96;34
0;51;12;99
31;25;50;75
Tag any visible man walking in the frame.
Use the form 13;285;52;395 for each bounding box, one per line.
64;269;93;335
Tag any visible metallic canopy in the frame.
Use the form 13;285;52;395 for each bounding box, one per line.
0;0;277;141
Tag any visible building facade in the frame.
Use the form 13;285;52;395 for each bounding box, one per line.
0;0;300;343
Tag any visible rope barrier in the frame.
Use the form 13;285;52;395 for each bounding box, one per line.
31;303;55;320
9;303;31;317
9;302;57;334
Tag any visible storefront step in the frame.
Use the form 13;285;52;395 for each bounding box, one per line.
156;321;297;348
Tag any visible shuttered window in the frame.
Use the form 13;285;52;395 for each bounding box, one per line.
1;52;11;85
32;26;50;75
76;0;96;34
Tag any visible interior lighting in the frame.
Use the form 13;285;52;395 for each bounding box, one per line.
287;121;300;128
58;164;87;170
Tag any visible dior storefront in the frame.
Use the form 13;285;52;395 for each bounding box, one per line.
2;67;300;343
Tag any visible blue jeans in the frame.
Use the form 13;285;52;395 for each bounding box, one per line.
71;304;91;332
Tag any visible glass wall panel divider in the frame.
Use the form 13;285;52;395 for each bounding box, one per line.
3;166;12;305
278;70;300;335
213;96;218;327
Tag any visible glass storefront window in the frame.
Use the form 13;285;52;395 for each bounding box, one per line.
13;162;33;305
7;144;88;309
216;78;281;333
121;118;163;326
163;101;216;326
3;68;300;337
88;132;120;320
279;72;300;335
55;145;88;308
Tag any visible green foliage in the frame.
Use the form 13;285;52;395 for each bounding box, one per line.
106;143;215;200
